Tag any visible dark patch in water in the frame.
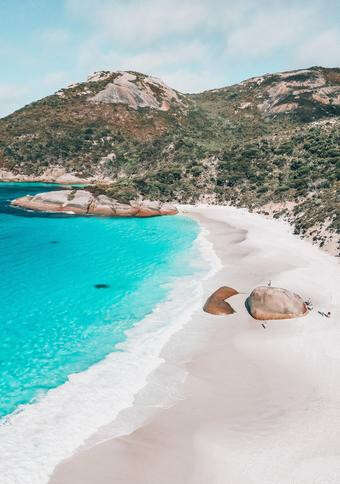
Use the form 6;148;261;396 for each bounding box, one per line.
94;284;110;289
49;240;59;244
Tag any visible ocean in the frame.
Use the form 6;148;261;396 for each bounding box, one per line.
0;183;214;484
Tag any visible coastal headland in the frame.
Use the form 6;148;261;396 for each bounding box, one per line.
1;66;339;253
11;189;178;217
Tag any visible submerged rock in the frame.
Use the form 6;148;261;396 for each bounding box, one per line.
203;286;238;315
246;286;308;320
11;190;178;218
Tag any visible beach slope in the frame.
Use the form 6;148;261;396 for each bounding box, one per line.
50;206;340;484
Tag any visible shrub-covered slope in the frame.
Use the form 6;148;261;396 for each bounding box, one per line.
0;67;339;253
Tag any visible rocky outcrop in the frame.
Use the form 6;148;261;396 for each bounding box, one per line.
0;167;90;184
11;190;178;218
246;286;308;320
89;71;183;111
242;68;340;116
203;286;238;315
11;190;93;214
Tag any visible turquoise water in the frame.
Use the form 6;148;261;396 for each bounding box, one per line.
0;183;200;417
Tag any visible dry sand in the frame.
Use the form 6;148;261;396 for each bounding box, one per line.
50;205;340;484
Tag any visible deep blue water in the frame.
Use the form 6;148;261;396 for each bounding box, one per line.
0;183;200;417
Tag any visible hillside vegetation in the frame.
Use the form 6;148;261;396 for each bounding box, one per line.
0;67;339;253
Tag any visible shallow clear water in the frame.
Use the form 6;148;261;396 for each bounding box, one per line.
0;183;200;417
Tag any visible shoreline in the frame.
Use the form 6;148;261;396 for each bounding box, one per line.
0;208;216;484
50;204;340;484
1;179;337;256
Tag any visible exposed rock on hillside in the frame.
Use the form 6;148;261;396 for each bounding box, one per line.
11;190;178;217
197;67;340;120
248;68;340;117
246;286;308;320
89;71;183;111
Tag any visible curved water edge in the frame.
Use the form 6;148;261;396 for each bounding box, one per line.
0;184;222;484
50;206;340;484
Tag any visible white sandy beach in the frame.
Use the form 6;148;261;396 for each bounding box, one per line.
49;205;340;484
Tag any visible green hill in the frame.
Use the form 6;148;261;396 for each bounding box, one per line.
0;67;339;253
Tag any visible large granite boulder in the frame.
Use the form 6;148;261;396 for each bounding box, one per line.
89;71;183;112
11;190;94;214
88;194;115;216
203;286;238;315
159;203;179;215
247;286;308;320
112;202;139;217
11;190;178;218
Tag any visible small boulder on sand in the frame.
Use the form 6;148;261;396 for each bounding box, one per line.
203;286;238;315
246;286;308;320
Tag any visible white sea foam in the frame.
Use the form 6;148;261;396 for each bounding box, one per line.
51;205;340;484
0;218;220;484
